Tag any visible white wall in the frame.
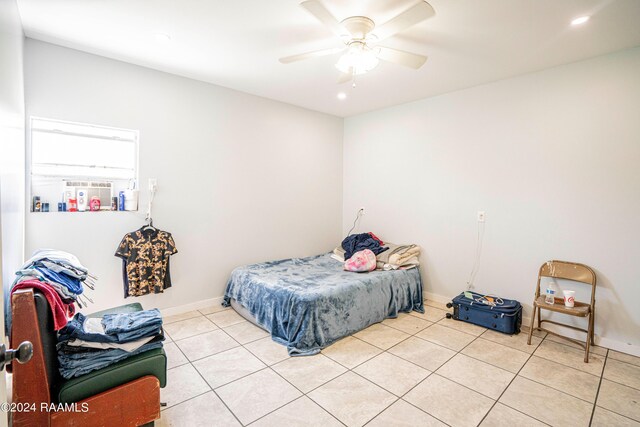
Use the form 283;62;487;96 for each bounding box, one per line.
24;39;343;313
344;47;640;353
0;0;24;419
0;0;25;320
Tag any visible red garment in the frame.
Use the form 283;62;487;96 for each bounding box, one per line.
368;232;384;246
11;280;76;330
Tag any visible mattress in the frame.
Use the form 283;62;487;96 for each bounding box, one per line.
230;298;265;330
223;253;423;355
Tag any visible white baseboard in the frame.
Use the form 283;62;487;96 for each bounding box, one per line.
424;291;640;358
424;292;452;306
160;296;224;317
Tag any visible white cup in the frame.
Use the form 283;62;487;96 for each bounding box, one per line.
563;290;576;308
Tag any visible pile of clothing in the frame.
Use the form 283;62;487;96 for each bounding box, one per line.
57;309;164;379
10;249;96;330
332;233;421;272
375;243;421;270
340;232;388;260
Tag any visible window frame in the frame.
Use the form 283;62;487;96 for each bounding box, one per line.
27;116;140;211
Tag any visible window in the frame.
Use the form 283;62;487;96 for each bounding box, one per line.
29;117;138;212
31;118;137;180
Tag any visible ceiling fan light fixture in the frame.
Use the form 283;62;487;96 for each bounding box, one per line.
571;16;590;26
335;43;379;75
154;32;172;42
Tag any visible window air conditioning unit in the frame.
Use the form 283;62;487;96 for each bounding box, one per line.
63;181;113;210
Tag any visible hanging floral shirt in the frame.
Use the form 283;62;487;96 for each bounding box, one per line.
115;227;178;297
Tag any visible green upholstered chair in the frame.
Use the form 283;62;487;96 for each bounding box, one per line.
11;289;167;427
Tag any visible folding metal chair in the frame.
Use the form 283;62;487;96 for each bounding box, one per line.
527;260;596;362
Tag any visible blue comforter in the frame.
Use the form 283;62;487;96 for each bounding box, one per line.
222;253;423;355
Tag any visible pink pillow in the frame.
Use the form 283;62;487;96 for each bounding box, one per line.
344;249;376;272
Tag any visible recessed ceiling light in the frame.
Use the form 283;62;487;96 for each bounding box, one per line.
571;16;590;26
337;92;347;100
154;33;171;42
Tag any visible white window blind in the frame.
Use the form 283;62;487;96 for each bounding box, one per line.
31;118;138;180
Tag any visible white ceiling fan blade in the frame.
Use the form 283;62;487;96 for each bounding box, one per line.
376;46;427;69
279;47;345;64
337;72;353;84
300;0;346;37
373;1;435;41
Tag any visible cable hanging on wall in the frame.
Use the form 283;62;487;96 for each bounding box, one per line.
345;207;365;237
144;179;157;229
466;217;485;290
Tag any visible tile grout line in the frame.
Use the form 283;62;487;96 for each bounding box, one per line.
382;383;454;427
211;387;246;426
368;315;487;426
317;314;514;424
243;363;348;426
165;311;254;341
460;344;531;373
161;337;212;411
396;318;526;425
300;311;456;426
161;389;212;412
219;335;347;425
522;352;604;379
163;315;203;325
305;369;394;427
424;331;543;406
462;351;601;406
388;331;487;427
605;354;640;368
170;321;269;352
321;340;383;371
541;336;609;360
232;365;300;426
161;306;638;426
246;394;347;427
588;349;608;426
596;377;640;393
347;321;453;372
241;340;289;367
185;338;245;427
475;329;551;426
169;322;243;363
353;323;417;350
202;364;270;394
592;405;640;424
492;330;610;424
595;357;640;398
162;317;247;426
322;321;456;427
465;329;607;404
193;353;261;426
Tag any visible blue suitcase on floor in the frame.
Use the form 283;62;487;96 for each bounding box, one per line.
446;291;522;334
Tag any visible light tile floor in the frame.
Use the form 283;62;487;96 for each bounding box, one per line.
157;301;640;427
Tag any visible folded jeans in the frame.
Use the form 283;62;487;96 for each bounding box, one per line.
102;308;163;335
58;340;164;379
57;311;162;344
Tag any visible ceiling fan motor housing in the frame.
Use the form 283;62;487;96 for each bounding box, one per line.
341;16;375;40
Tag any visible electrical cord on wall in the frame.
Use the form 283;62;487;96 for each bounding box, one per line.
345;208;365;237
145;181;156;226
466;220;485;290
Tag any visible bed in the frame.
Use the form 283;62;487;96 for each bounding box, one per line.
222;252;423;355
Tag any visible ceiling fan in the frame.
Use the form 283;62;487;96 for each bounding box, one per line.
279;0;435;84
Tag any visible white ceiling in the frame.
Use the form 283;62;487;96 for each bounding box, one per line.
16;0;640;117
